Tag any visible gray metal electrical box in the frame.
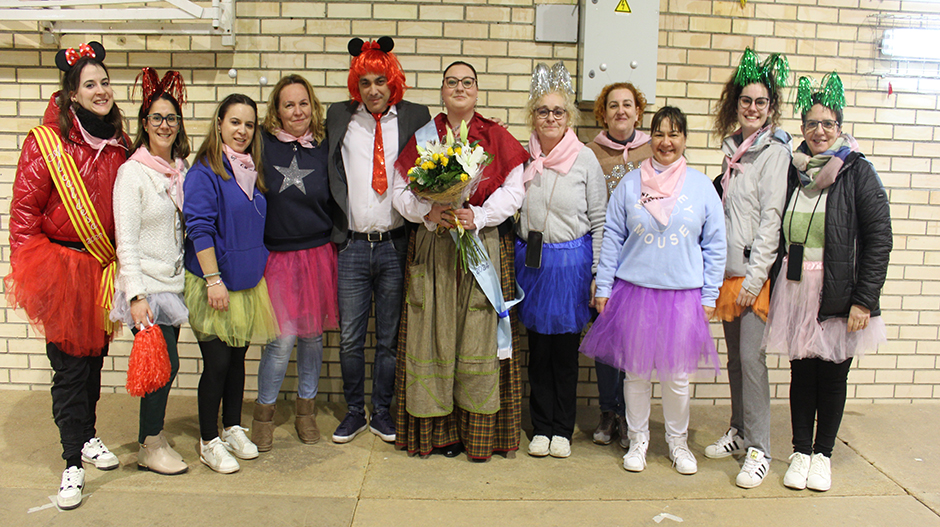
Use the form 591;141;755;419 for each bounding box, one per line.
579;0;660;103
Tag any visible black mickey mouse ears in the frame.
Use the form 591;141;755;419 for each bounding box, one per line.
347;36;395;57
55;41;106;73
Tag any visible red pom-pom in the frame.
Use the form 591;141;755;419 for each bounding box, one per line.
126;325;171;397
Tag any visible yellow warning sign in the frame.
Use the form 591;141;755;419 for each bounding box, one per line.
615;0;631;13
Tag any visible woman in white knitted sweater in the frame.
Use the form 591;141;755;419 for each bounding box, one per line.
110;69;191;475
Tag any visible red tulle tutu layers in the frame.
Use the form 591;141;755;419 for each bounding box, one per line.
264;243;339;338
4;235;112;356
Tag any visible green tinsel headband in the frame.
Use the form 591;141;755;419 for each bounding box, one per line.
794;72;845;115
733;48;790;90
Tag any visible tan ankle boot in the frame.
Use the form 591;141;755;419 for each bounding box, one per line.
295;398;320;444
251;402;276;452
139;433;188;475
159;431;185;462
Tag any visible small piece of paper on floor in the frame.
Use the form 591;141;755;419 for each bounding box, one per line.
653;512;684;523
27;497;58;514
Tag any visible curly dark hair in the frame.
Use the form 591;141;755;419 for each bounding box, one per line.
713;76;782;140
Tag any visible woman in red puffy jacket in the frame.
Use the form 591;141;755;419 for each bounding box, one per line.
5;41;127;511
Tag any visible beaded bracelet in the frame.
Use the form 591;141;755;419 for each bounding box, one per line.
206;278;224;288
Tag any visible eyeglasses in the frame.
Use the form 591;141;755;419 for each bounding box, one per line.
738;96;770;110
535;107;567;120
804;119;839;132
444;76;476;89
146;113;181;128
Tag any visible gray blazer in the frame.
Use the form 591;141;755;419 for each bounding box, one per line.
326;99;431;244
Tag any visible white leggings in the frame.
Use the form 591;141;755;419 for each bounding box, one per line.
624;371;690;444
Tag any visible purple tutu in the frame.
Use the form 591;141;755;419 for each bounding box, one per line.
264;243;339;338
579;279;719;379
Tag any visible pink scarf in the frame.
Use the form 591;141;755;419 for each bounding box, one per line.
222;144;258;200
720;126;768;203
129;147;186;210
523;128;583;184
74;114;124;164
592;130;651;165
274;129;315;148
639;156;687;227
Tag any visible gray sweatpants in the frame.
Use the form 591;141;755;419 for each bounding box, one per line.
723;308;772;460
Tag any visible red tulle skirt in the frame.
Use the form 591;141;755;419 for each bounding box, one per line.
4;235;113;356
264;243;339;338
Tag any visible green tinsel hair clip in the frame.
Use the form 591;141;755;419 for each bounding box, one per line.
760;53;790;90
733;48;761;87
794;72;845;115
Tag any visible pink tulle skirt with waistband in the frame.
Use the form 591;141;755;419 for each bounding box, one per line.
264;243;339;338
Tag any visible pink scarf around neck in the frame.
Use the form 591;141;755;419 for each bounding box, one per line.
720;125;768;203
223;144;258;200
639;156;687;227
129;147;186;210
274;129;315;148
523;128;583;184
592;130;651;165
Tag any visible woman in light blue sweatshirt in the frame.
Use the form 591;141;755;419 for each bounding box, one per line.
580;106;726;476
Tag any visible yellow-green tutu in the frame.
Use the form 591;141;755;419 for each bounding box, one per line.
184;271;279;347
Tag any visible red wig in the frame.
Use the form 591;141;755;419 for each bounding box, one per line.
346;37;408;106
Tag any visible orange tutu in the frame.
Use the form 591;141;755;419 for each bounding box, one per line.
4;235;113;357
714;277;770;322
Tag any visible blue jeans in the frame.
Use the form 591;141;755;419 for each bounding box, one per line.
595;361;625;415
256;334;323;405
337;237;406;415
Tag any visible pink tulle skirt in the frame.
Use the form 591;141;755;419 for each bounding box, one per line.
763;259;886;363
579;279;719;380
264;243;339;338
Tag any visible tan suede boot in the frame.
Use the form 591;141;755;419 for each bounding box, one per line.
251;402;276;452
295;398;320;444
139;433;188;475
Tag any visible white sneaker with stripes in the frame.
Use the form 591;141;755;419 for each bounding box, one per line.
736;447;770;488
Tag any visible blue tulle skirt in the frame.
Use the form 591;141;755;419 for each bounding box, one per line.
514;234;593;335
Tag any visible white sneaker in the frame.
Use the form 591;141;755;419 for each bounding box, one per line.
221;425;259;460
784;452;811;490
200;437;240;474
527;435;550;457
704;427;744;459
549;436;571;458
669;439;698;475
623;439;649;472
57;466;84;510
81;437;119;470
736;447;770;488
806;453;832;492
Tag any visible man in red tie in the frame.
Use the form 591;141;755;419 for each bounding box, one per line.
326;37;430;444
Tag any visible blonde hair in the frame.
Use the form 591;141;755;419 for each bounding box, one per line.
263;74;325;143
525;89;580;132
194;93;266;192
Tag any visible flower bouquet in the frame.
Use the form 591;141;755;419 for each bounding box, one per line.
406;120;493;272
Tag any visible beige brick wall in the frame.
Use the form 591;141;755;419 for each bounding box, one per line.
0;0;937;407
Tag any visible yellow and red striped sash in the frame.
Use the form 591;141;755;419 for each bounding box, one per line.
30;125;117;321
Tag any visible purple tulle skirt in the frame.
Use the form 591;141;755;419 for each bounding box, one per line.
579;279;719;379
515;234;593;335
264;243;339;338
763;259;886;363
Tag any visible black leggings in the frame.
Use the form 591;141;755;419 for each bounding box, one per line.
789;357;853;458
527;330;581;440
197;338;248;441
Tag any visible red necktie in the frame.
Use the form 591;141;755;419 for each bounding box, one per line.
371;113;387;195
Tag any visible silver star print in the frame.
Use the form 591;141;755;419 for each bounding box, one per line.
275;156;313;194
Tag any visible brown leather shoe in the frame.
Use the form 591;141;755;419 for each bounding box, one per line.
139;433;188;475
295;398;320;444
251;402;276;452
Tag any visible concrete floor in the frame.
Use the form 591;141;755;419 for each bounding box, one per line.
0;390;938;527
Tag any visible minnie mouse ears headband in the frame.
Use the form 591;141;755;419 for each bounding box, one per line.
133;67;188;109
347;36;394;57
55;41;106;73
795;72;845;115
733;48;789;91
529;61;574;100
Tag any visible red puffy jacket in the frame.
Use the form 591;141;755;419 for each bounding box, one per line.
9;93;127;254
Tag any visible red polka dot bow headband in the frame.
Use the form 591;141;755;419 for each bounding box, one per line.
55;41;107;73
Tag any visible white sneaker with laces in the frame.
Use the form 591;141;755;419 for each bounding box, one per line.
623;438;649;472
81;437;119;470
549;436;571;458
57;466;84;510
806;453;832;492
736;447;770;488
784;452;811;490
221;425;259;460
669;439;698;475
704;427;744;459
200;437;240;474
527;435;550;457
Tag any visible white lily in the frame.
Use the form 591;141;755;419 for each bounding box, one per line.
455;144;486;177
459;120;469;143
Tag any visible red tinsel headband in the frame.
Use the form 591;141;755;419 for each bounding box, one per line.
133;67;187;110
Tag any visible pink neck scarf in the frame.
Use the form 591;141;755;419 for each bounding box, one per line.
223;144;258;200
523;128;583;184
720;125;768;203
639;156;687;227
592;130;651;165
73;112;124;164
274;129;315;148
129;147;186;210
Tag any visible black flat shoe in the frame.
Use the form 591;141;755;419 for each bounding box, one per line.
442;442;464;458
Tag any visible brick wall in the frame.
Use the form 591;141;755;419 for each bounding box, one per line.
0;0;937;405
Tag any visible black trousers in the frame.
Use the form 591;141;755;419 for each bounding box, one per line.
136;325;181;443
527;330;581;440
197;338;248;441
46;341;108;467
789;357;853;458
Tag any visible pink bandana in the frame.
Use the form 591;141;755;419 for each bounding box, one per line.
73;111;124;164
223;144;258;200
720;125;768;204
639;156;687;227
592;130;651;166
274;129;315;148
523;128;583;183
129;147;186;210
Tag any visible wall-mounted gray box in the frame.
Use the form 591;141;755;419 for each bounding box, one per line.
535;4;580;44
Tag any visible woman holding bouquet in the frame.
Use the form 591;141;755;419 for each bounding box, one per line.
392;61;529;461
515;62;607;459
